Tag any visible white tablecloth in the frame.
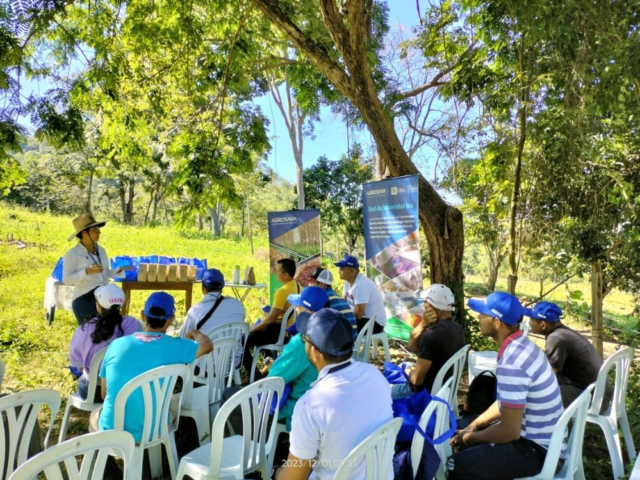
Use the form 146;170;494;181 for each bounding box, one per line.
468;350;498;382
44;277;74;316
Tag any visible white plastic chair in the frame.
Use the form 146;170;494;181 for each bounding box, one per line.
0;389;61;479
59;346;108;443
352;316;376;363
371;328;391;362
467;350;498;383
113;363;190;480
205;321;250;385
249;306;296;383
431;344;470;418
516;384;595;480
8;430;136;480
411;378;454;480
178;337;237;445
176;376;285;480
586;346;636;479
332;417;402;480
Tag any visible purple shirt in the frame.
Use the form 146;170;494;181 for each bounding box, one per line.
69;316;141;378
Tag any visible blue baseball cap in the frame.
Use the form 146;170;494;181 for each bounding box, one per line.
288;286;330;312
334;254;359;269
468;292;524;325
525;302;562;322
202;268;225;288
143;292;176;321
296;308;354;357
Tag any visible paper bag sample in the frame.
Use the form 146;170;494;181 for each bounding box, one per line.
146;264;158;282
244;266;256;285
178;264;189;282
187;265;197;283
167;264;178;282
156;264;168;282
137;264;148;282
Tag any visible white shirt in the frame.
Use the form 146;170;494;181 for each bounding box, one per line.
62;243;120;300
342;273;387;326
178;292;246;367
289;360;393;480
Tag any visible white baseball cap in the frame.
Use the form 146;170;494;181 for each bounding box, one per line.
418;284;455;311
95;284;126;310
311;267;334;286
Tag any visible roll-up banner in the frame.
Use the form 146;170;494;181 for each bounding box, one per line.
362;175;423;341
268;209;322;302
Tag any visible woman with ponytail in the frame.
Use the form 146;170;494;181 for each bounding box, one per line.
69;284;141;400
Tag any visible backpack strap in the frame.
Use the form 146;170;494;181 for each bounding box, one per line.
196;294;225;330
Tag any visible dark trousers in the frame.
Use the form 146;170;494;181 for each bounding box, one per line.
72;288;98;325
446;437;547;480
242;323;281;380
356;317;385;334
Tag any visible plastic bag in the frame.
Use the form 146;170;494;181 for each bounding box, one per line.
111;256;138;281
51;257;64;282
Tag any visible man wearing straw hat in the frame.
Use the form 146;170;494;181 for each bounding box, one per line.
63;214;132;324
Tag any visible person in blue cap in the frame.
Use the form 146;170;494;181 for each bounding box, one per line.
334;254;386;334
179;268;245;368
275;308;393;480
447;292;564;480
526;301;606;408
90;291;213;445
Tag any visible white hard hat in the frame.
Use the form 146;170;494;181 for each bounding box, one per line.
95;284;126;310
418;284;455;311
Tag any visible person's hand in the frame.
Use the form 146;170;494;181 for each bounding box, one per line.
118;266;135;272
86;264;103;275
421;304;437;327
449;425;477;450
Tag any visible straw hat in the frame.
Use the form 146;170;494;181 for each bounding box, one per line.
68;214;107;241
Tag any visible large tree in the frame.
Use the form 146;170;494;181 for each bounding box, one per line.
248;0;467;315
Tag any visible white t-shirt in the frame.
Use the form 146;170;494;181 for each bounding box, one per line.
179;292;245;366
342;273;387;326
62;243;120;300
289;360;393;480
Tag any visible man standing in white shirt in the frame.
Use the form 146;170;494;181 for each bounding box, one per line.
275;308;393;480
335;254;387;334
179;268;245;367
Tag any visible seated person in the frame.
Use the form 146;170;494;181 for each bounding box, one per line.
447;292;564;480
69;284;141;401
392;284;464;399
308;267;357;339
242;258;301;378
526;301;608;408
275;308;393;480
266;286;330;430
179;268;245;368
90;291;212;443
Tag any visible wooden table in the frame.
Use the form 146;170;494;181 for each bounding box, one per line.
119;281;196;315
224;283;266;302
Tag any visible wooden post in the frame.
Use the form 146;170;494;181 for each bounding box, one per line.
591;262;604;358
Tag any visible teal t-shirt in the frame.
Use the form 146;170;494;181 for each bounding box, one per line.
268;334;318;430
98;332;198;442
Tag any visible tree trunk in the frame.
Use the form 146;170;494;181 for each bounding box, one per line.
126;179;135;224
198;214;204;231
241;201;246;236
118;176;127;223
144;194;153;223
486;259;499;293
591;262;604;358
210;207;220;238
250;0;465;320
86;168;93;214
151;188;162;222
247;199;254;255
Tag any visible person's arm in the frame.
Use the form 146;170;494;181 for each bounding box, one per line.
184;330;213;358
63;248;94;285
101;377;107;400
269;339;306;383
353;303;366;320
275;453;313;480
251;307;284;332
544;335;567;375
408;358;432;387
454;405;523;448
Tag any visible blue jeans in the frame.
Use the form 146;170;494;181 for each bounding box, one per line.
446;437;548;480
391;381;414;400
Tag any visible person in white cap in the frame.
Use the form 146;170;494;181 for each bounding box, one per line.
391;284;465;399
63;213;132;324
68;284;141;400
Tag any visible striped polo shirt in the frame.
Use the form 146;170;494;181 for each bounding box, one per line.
497;330;565;454
326;289;358;340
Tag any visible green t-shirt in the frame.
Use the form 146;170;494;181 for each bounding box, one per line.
268;334;318;430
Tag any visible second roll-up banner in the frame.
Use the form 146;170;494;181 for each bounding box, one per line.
362;174;424;341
